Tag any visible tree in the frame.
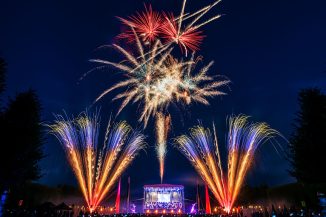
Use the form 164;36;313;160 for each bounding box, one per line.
0;58;44;209
289;88;326;184
0;91;44;189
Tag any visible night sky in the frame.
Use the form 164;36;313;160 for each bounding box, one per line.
1;0;326;204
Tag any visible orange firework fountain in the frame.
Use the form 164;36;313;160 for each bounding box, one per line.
176;115;278;213
49;112;146;212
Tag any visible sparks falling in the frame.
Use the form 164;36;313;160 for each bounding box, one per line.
48;112;146;212
175;115;278;213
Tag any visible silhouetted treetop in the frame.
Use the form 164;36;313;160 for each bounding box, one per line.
289;88;326;184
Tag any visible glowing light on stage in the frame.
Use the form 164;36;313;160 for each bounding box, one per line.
130;204;136;213
190;203;196;213
49;112;146;212
176;115;278;213
0;190;8;215
205;185;211;214
115;178;121;213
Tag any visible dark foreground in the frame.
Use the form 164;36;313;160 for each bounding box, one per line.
2;209;324;217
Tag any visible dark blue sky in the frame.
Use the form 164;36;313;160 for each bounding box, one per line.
1;0;326;203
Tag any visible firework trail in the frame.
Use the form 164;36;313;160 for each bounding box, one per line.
48;112;146;212
155;112;171;183
175;115;278;212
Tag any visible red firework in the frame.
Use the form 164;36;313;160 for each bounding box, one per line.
117;4;163;43
160;13;205;53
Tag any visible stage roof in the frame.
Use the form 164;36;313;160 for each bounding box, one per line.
144;184;184;188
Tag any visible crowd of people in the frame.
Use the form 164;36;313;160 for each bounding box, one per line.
2;205;324;217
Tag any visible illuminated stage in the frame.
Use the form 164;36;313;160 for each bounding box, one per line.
143;184;185;213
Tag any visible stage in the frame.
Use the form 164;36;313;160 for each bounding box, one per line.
143;184;185;213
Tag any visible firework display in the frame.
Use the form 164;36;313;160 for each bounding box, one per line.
90;0;229;181
47;0;282;213
49;113;146;212
175;115;278;213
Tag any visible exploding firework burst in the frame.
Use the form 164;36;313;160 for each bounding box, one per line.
175;115;278;213
161;12;204;54
118;0;222;54
91;40;229;127
117;4;163;44
48;112;146;212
